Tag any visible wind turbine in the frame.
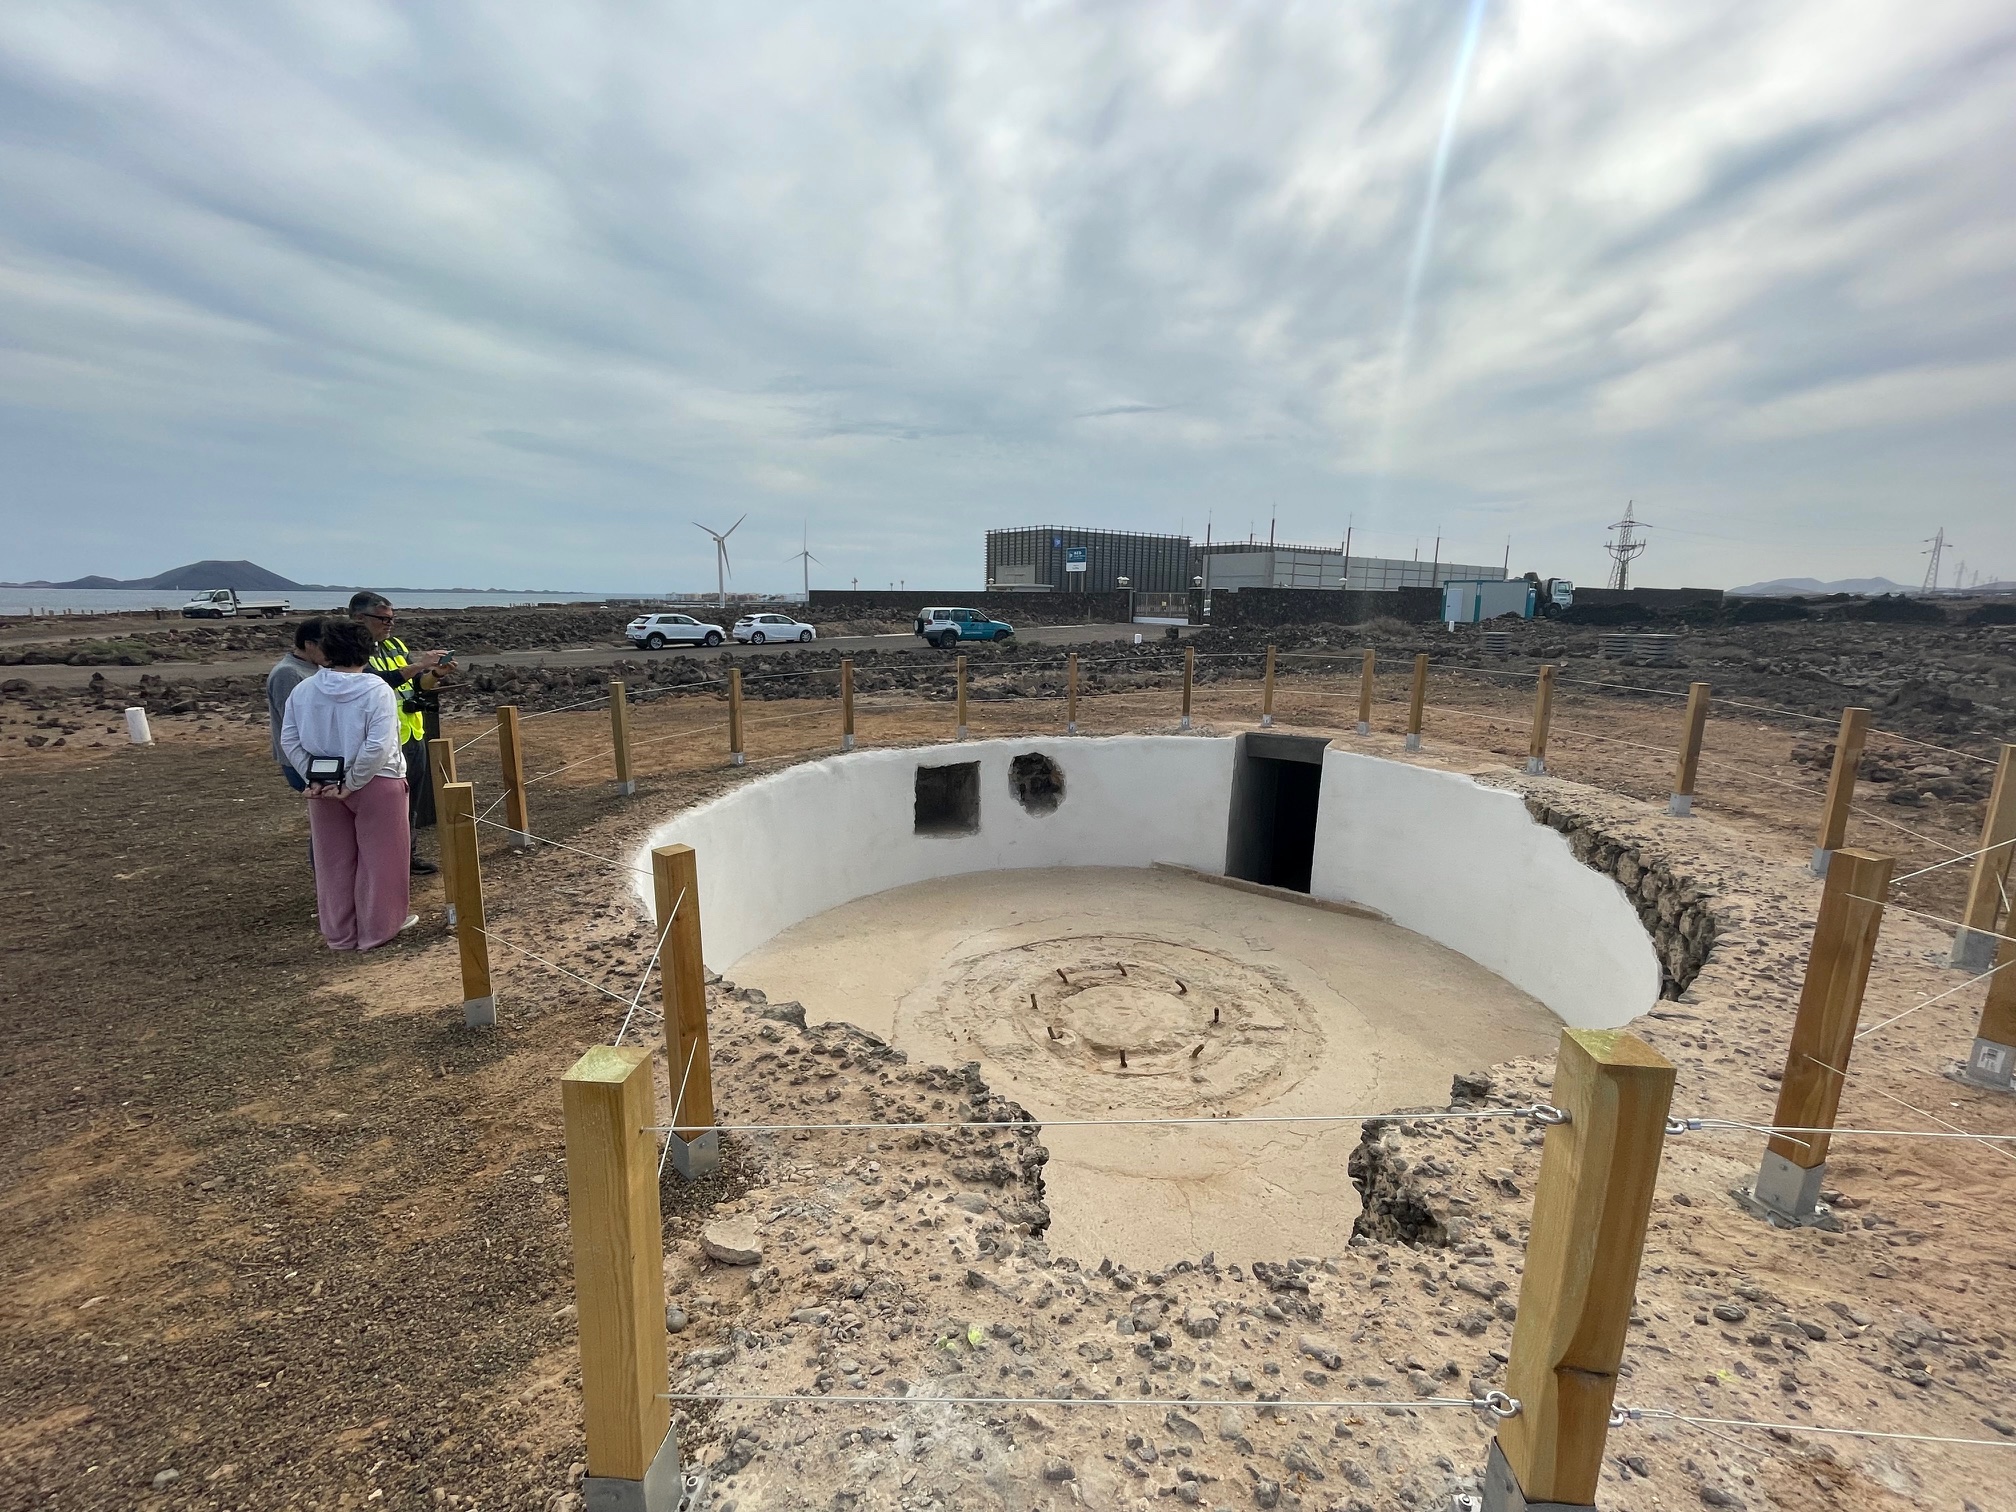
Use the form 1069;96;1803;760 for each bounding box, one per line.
786;522;821;599
693;515;745;605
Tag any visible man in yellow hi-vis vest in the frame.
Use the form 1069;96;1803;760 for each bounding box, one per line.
350;591;450;875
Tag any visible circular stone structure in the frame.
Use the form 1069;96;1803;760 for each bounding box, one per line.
636;735;1661;1263
925;932;1322;1115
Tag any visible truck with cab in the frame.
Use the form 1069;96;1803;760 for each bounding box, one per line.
181;588;291;618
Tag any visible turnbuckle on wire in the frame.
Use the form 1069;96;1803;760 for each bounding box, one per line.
1527;1104;1569;1127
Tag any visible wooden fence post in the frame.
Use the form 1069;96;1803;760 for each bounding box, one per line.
654;844;718;1179
956;654;969;740
727;668;745;767
1261;644;1277;728
561;1045;682;1504
1963;933;2016;1090
1745;848;1893;1223
840;659;856;751
1811;706;1869;876
1525;664;1556;775
1180;646;1195;731
496;705;532;849
1357;649;1374;736
1951;743;2016;970
1404;654;1428;751
1669;681;1711;816
1487;1029;1674;1512
609;679;635;796
1066;652;1080;735
427;736;459;922
439;781;495;1026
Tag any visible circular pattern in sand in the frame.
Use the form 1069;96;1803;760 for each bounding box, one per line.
917;933;1324;1115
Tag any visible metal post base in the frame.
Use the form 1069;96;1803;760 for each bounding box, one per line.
1480;1440;1591;1512
729;752;745;767
1958;1037;2015;1091
509;830;533;851
464;995;497;1028
1179;716;1192;732
1736;1151;1839;1229
842;734;856;751
1810;846;1832;878
956;725;968;741
614;779;636;797
1356;721;1370;736
1524;757;1546;775
1260;714;1274;728
1951;927;1998;973
1404;733;1422;751
1066;721;1078;735
1668;793;1693;817
668;1129;721;1181
445;903;458;928
584;1425;684;1512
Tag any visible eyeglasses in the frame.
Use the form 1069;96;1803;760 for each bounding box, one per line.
362;611;396;624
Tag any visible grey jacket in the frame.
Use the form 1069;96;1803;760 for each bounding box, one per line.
266;652;317;765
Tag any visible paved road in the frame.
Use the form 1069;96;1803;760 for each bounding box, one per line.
14;621;1190;689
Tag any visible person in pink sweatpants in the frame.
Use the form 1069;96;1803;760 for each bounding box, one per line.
281;620;414;951
306;775;412;949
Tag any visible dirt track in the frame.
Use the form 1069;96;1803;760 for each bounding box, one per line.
2;683;2014;1511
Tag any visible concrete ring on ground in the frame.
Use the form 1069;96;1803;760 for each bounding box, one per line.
634;735;1662;1262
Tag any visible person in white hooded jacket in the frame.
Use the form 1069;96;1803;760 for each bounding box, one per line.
280;618;415;950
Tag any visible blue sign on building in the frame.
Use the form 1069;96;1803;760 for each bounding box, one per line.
1064;546;1088;573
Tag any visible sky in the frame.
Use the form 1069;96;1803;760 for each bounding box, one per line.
1;2;2012;594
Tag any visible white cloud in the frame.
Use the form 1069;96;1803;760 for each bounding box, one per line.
0;0;2010;590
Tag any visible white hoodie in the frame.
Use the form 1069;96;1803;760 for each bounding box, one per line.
281;667;407;790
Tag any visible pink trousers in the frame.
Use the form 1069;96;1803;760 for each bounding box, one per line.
307;775;412;950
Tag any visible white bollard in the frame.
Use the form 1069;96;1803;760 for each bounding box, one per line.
124;706;153;745
1133;632;1143;645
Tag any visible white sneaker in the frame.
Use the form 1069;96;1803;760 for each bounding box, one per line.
400;913;420;932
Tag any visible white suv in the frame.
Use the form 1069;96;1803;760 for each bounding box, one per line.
626;612;725;649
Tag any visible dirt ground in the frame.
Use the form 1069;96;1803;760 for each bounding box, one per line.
2;673;2014;1512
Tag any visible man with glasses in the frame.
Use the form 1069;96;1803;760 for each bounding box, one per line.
349;591;450;875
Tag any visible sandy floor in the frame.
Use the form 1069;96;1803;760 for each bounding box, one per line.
733;866;1564;1266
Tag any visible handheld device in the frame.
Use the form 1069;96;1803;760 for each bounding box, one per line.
305;754;346;787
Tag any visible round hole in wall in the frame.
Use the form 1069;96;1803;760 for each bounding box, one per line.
1009;752;1065;815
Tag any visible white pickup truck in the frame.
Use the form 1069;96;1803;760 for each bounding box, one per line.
181;588;291;619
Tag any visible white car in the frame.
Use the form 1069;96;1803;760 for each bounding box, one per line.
627;612;725;649
733;612;816;645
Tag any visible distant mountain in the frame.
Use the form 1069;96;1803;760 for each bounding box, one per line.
1726;576;1916;597
7;559;308;591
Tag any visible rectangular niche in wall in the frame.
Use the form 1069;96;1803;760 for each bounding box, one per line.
915;761;981;836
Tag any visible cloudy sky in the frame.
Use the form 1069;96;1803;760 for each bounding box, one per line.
2;1;2012;593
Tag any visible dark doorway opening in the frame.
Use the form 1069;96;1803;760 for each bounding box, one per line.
1224;733;1328;893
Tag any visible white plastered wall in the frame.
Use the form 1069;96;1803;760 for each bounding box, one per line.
632;735;1660;1029
633;737;1235;970
1307;750;1661;1028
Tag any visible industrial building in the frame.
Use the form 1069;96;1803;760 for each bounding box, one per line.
985;527;1193;593
985;525;1506;596
1195;540;1505;593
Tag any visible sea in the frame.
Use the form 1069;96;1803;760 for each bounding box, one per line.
0;588;691;618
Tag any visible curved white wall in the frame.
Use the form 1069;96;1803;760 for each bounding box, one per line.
1308;751;1662;1029
632;736;1660;1029
634;738;1234;970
